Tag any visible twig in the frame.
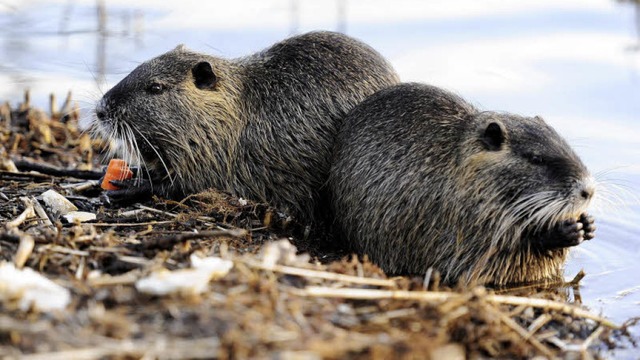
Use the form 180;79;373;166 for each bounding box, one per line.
486;305;555;358
13;158;103;180
37;245;90;257
527;313;552;336
567;270;586;286
60;180;100;191
294;286;452;302
136;204;178;218
0;170;52;181
6;201;35;228
546;336;567;351
27;196;54;229
368;308;418;324
294;286;619;329
138;228;247;251
88;270;140;287
86;246;130;253
116;255;153;266
581;326;604;352
84;220;175;227
14;232;35;269
17;336;220;360
485;294;619;329
0;315;51;333
132;205;220;226
117;209;147;217
240;258;397;288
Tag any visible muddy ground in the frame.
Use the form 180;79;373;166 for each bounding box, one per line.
0;92;637;359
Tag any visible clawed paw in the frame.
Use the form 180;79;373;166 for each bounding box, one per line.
534;213;596;250
557;217;585;247
106;178;152;201
555;213;596;248
580;213;596;240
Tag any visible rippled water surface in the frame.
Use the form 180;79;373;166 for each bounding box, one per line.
1;0;639;327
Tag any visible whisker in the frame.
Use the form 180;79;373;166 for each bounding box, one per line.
132;126;175;186
124;123;153;189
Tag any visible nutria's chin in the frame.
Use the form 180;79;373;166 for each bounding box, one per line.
329;83;596;286
90;31;400;224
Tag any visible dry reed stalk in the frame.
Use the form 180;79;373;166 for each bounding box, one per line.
295;286;619;329
240;258;397;287
485;303;555;358
6;201;35;228
14;232;35;269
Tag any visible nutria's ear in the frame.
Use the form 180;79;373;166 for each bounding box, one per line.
174;44;187;52
481;121;506;151
192;61;217;90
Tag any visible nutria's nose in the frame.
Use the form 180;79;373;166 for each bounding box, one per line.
95;100;106;120
579;181;595;201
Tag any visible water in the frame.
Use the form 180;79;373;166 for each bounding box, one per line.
1;0;639;326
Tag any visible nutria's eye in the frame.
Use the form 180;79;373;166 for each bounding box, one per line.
147;83;165;94
526;153;544;165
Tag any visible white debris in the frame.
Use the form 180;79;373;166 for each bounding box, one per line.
238;198;248;206
41;189;77;215
261;239;309;269
135;254;233;296
0;262;70;312
63;211;97;223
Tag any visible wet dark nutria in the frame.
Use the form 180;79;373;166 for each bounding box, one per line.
89;31;399;224
329;83;596;285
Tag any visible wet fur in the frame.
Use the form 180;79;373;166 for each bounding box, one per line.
329;83;595;285
89;31;400;224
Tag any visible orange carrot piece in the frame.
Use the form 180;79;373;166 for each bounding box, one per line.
101;159;134;190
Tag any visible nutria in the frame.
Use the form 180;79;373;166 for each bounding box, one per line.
329;83;596;285
88;31;399;224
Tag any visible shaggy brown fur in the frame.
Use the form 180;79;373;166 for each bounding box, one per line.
329;83;596;286
89;31;399;224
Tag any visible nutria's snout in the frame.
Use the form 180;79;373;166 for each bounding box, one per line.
95;99;107;121
577;177;596;202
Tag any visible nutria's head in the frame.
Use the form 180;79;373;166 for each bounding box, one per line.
450;112;595;283
90;45;243;195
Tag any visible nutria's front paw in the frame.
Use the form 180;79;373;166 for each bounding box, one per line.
103;178;153;204
555;218;585;248
579;213;596;240
536;213;596;250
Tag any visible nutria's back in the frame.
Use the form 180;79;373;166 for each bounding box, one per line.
329;83;596;285
91;31;399;224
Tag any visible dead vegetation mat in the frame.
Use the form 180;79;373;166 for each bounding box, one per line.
0;92;637;359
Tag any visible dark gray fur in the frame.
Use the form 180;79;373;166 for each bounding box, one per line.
91;31;399;223
329;83;596;285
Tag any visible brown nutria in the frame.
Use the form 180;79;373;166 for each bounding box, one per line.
328;83;596;286
88;31;399;224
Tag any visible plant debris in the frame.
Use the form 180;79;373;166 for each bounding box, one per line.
135;254;233;296
0;261;71;312
0;91;637;359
